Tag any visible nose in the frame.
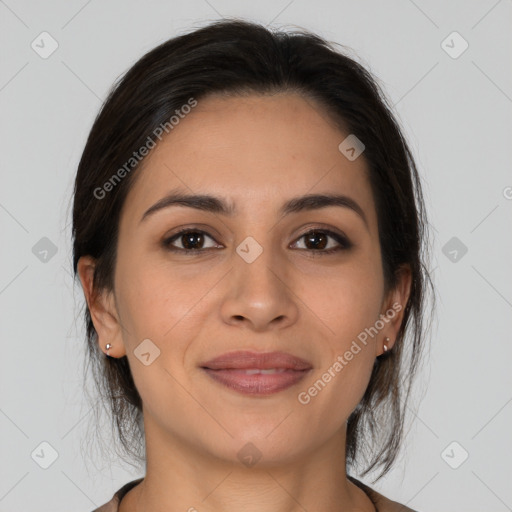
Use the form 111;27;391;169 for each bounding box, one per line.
219;248;299;333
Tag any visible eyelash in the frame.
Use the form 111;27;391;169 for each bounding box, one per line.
162;227;352;256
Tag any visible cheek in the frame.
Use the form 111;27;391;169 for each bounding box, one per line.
115;250;202;337
294;254;383;414
114;260;205;412
304;256;385;346
295;284;380;437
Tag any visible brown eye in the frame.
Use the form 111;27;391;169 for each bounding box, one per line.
180;231;204;250
164;230;220;252
292;229;351;254
304;231;328;250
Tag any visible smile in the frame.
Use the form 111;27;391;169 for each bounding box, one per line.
200;350;313;396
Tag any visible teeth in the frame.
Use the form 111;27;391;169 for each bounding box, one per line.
243;368;287;375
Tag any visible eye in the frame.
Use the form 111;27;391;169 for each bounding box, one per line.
291;229;351;255
163;229;221;253
162;227;351;255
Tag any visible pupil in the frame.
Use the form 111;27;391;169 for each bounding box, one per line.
183;232;203;249
306;231;327;249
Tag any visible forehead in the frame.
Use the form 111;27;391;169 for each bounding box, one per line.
122;93;376;225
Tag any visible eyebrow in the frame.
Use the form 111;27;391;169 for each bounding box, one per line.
140;189;368;227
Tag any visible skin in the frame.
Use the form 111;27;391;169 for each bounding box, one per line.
78;92;411;512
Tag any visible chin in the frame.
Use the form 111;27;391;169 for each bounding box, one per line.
209;426;308;469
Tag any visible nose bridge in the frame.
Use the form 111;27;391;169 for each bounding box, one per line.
233;233;285;298
219;232;298;330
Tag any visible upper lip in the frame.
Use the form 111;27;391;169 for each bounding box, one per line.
201;351;313;370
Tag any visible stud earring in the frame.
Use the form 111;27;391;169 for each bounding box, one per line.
105;343;112;357
383;337;390;353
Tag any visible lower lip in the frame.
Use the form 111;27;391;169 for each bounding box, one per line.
202;368;311;396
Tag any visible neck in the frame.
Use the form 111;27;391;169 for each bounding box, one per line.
125;414;375;512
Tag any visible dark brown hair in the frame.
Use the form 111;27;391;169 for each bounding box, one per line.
72;18;432;480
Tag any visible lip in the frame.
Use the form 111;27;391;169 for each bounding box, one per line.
200;351;312;396
201;350;313;371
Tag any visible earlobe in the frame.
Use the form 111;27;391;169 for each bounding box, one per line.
76;256;126;358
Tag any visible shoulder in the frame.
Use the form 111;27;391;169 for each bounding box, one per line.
91;497;117;512
349;476;419;512
92;476;418;512
91;478;144;512
373;492;418;512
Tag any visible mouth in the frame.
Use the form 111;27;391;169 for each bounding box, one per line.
200;351;313;396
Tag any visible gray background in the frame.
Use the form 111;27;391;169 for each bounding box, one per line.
1;1;511;511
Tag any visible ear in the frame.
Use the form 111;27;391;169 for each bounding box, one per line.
377;264;412;356
77;255;126;358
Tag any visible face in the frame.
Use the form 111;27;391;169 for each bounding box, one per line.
80;92;408;467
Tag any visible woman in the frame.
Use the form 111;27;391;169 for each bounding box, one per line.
73;19;431;512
